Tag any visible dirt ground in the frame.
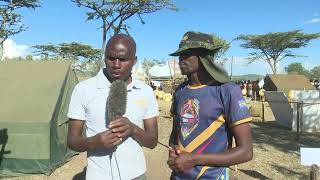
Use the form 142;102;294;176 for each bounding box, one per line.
3;100;320;180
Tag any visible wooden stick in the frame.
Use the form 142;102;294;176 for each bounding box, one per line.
158;141;171;149
310;164;319;180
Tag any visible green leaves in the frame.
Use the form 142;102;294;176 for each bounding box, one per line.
310;66;320;79
32;42;102;61
142;59;162;76
0;0;40;59
71;0;177;42
236;30;320;74
209;33;230;62
284;62;309;76
86;12;99;21
71;0;177;70
284;63;320;79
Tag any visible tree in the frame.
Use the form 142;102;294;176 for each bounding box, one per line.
284;62;310;77
236;30;320;74
33;42;101;61
142;58;161;76
71;0;177;66
58;42;101;61
210;33;230;66
0;0;40;60
25;54;33;61
310;66;320;79
32;43;59;60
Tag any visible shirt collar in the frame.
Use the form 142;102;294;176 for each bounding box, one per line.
96;69;140;91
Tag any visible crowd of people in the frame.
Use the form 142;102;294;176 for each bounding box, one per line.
236;80;263;101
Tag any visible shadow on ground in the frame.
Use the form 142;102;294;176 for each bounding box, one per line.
271;164;308;179
236;121;320;179
251;121;320;154
237;169;271;180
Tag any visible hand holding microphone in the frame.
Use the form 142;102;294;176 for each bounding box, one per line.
109;117;135;139
107;80;134;140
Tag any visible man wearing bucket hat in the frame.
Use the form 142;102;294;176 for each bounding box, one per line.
167;31;253;180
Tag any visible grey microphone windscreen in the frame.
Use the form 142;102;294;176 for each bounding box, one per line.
107;80;127;122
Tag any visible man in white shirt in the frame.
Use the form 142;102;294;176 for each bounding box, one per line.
67;34;159;180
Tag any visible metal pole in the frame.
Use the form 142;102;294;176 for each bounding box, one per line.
173;57;176;77
230;56;233;78
262;101;265;123
296;102;300;142
300;101;304;134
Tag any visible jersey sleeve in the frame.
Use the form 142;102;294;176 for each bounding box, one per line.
224;84;252;127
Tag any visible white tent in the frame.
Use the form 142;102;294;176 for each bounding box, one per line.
148;62;173;78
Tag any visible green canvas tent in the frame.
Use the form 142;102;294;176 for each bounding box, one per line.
0;61;78;177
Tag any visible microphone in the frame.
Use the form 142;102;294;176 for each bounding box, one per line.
107;80;127;123
107;80;127;180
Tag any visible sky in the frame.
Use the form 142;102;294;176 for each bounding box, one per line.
4;0;320;75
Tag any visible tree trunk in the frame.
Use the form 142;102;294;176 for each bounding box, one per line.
101;27;106;56
96;19;107;73
273;62;277;74
266;59;277;75
0;45;4;61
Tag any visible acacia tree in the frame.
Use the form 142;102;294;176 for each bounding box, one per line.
210;33;230;66
33;42;101;61
0;0;40;60
32;44;59;60
236;30;320;74
58;42;101;61
71;0;176;64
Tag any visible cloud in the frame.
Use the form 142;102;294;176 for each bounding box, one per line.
304;18;320;24
2;39;29;60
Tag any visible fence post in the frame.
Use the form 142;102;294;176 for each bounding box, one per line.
300;101;304;134
261;101;265;123
310;164;319;180
296;102;300;142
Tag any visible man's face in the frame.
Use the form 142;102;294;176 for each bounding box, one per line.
105;41;137;81
178;50;199;75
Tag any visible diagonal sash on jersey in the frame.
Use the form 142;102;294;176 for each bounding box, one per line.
178;115;225;152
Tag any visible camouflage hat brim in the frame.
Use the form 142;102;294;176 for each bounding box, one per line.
169;41;222;56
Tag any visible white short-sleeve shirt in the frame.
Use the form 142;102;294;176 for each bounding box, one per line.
68;69;159;180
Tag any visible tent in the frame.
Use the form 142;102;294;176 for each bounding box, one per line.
0;61;78;177
264;74;315;95
148;64;173;79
